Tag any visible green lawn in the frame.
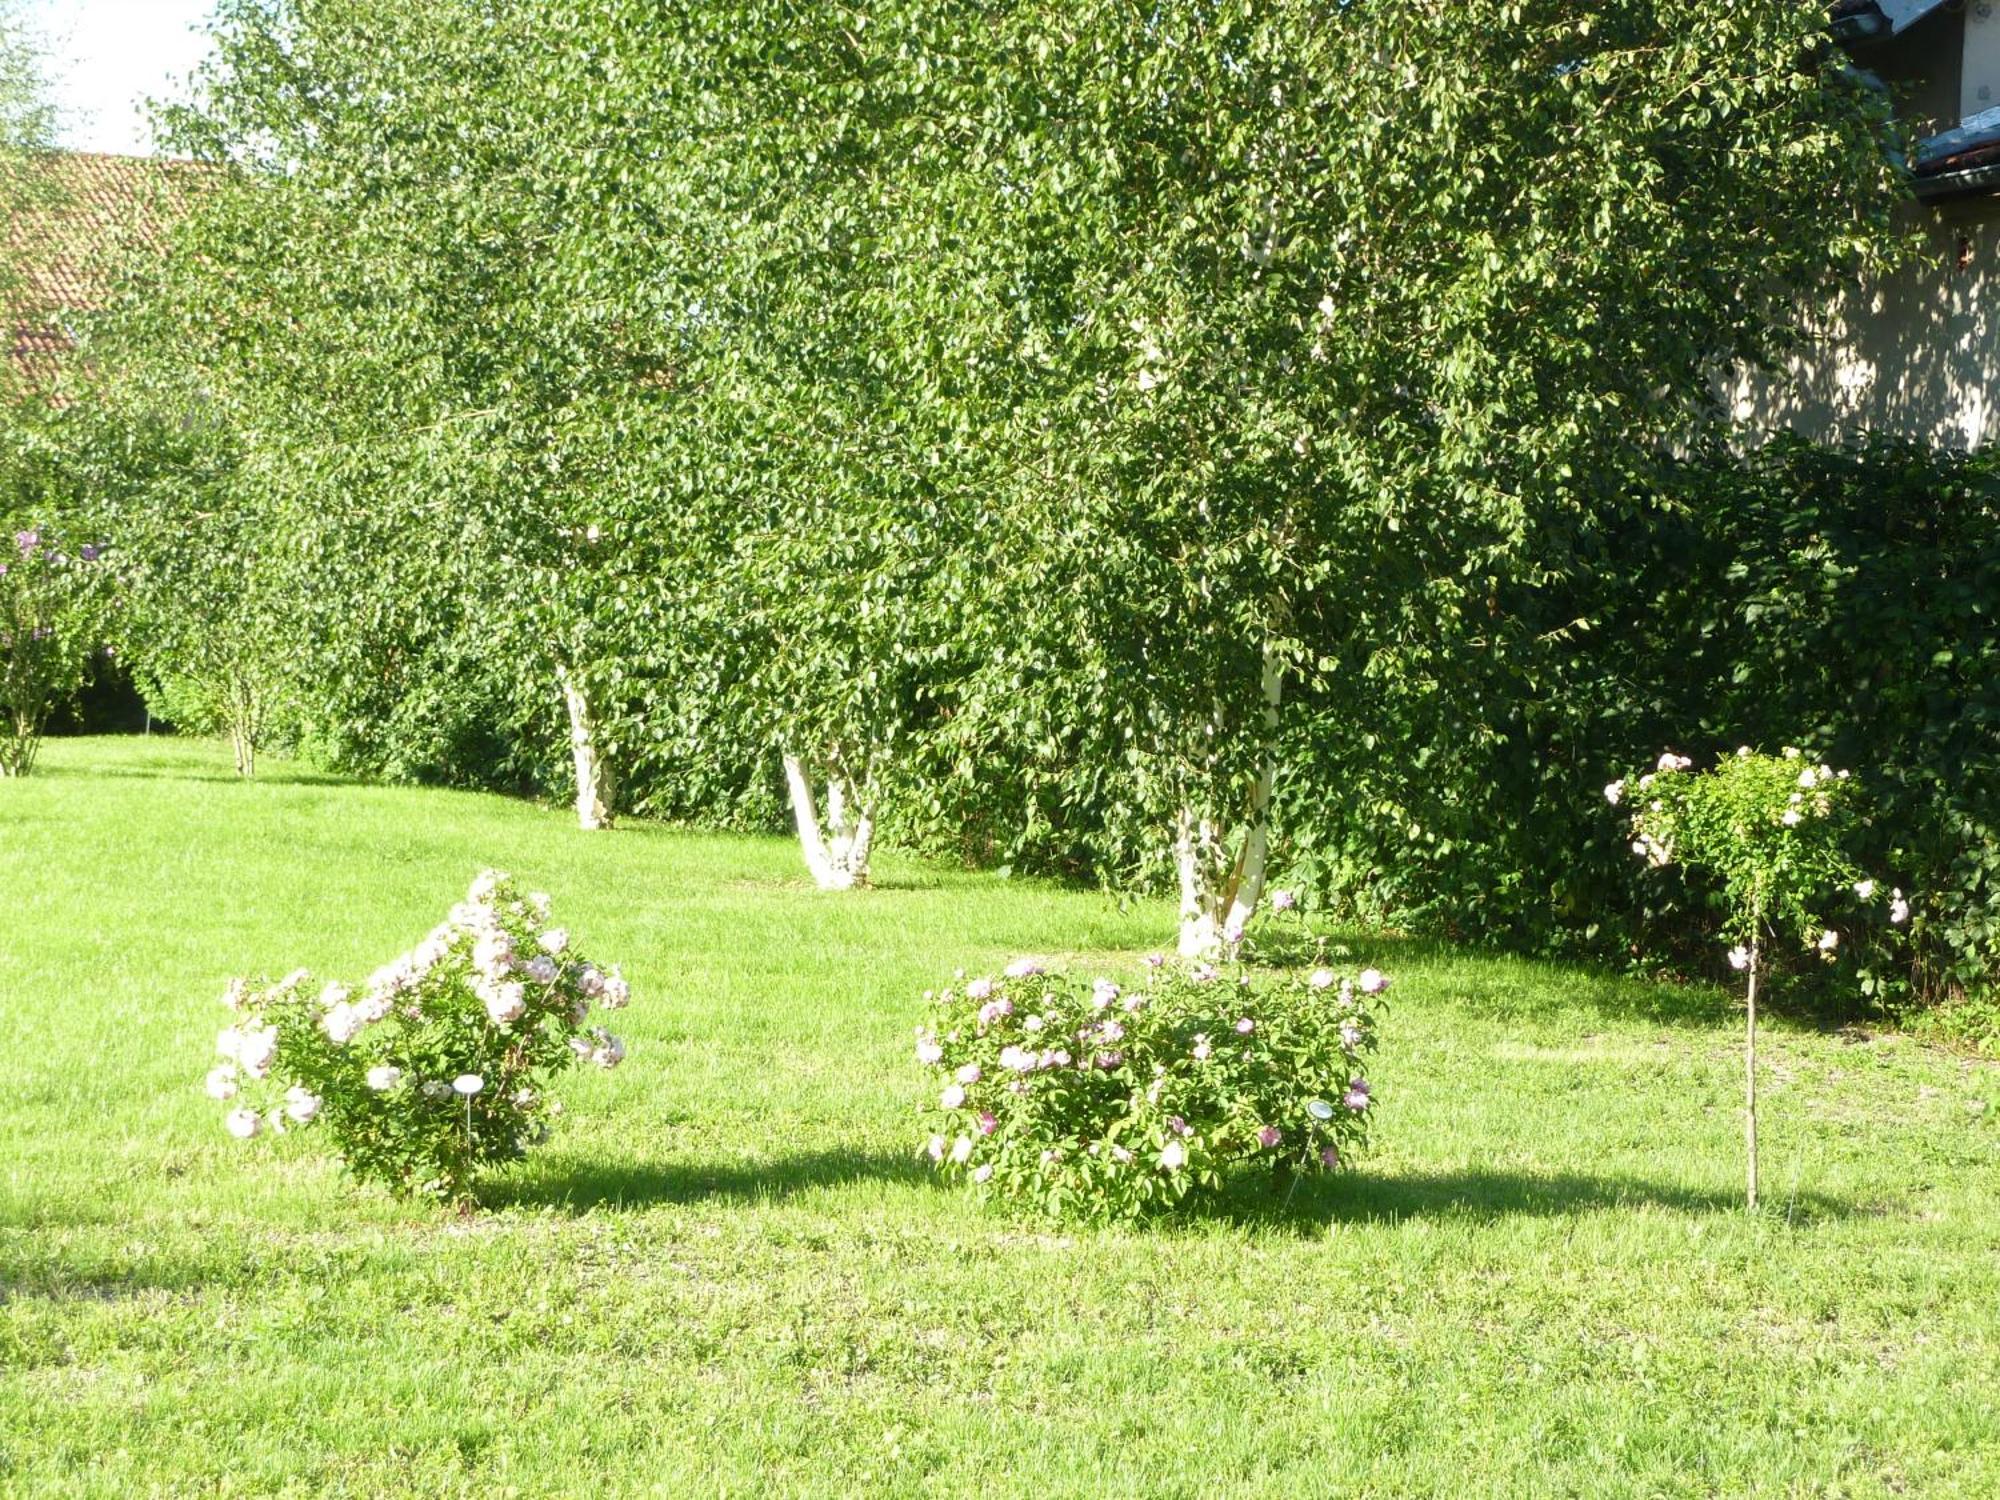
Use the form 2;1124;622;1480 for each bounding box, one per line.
3;737;1997;1498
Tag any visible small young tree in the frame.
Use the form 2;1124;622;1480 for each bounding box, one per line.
1609;748;1909;1207
0;523;111;775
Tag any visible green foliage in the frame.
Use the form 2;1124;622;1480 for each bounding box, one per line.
919;953;1383;1220
208;870;631;1202
1288;438;1998;1009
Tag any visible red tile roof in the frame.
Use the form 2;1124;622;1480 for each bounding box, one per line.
4;151;197;394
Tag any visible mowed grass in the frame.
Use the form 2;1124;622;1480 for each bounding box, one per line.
3;738;1998;1499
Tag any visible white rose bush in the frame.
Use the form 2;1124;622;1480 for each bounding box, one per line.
1607;748;1905;1207
917;949;1386;1221
205;870;631;1202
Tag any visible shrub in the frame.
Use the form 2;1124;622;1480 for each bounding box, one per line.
1274;438;1998;1011
916;954;1386;1220
206;870;631;1202
1;524;112;776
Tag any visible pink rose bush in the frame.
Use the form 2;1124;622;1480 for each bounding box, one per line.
205;870;630;1201
916;959;1384;1219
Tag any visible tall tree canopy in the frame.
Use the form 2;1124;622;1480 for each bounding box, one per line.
85;0;1907;945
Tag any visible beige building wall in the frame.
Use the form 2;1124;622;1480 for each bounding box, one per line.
1727;10;2000;450
1727;200;2000;452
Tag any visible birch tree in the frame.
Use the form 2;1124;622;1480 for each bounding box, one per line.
933;0;1903;953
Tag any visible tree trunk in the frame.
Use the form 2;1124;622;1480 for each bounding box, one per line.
783;751;874;890
1745;930;1761;1211
560;671;614;830
0;706;39;777
1176;643;1282;957
226;673;259;777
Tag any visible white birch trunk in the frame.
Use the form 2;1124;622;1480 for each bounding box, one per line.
1175;642;1283;957
228;673;259;778
560;671;613;830
783;752;874;890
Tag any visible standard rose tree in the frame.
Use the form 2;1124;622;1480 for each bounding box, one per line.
1607;748;1906;1207
206;871;630;1202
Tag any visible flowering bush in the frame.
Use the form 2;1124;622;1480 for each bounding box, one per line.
1;525;112;776
916;955;1386;1220
1606;747;1903;1206
206;870;631;1202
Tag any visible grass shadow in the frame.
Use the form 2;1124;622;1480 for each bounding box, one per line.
484;1147;929;1214
1186;1165;1850;1236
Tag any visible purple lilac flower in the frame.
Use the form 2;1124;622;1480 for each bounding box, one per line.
1271;889;1296;913
78;544;100;562
1256;1126;1282;1149
14;530;39;557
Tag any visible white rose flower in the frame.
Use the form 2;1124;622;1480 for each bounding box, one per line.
1603;781;1623;805
469;869;506;901
537;928;569;955
1781;809;1802;827
224;1108;262;1140
1890;890;1910;925
235;1026;279;1080
599;971;630;1010
366;1065;403;1091
284;1086;321;1123
1728;945;1751;972
472;933;515;980
588;1031;625;1069
482;981;527;1026
322;1002;363;1045
319;981;351;1009
205;1064;239;1100
1855;879;1877;901
1818;930;1840;952
353;991;393;1024
523;955;558;985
